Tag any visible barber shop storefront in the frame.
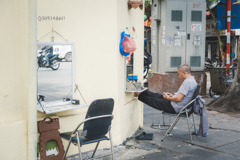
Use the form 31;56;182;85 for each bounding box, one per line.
0;0;145;159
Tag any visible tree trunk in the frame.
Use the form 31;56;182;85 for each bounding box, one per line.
207;5;224;61
207;37;240;112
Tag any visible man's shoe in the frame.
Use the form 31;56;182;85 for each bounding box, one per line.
45;64;49;67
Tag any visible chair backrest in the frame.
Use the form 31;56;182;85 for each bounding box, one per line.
187;85;200;112
83;98;114;139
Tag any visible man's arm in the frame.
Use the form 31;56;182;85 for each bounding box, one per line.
44;46;51;51
41;46;46;50
163;93;185;102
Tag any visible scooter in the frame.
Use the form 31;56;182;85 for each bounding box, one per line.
143;64;151;87
205;57;214;71
143;51;152;87
230;58;238;68
211;58;218;67
37;50;61;70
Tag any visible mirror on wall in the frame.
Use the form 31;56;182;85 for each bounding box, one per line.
36;42;81;114
37;44;73;102
125;53;146;92
126;53;134;80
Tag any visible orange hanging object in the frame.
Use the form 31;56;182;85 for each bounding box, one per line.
144;20;148;26
127;52;133;63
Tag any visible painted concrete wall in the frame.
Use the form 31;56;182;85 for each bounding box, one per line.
0;0;37;160
0;0;144;159
37;0;144;157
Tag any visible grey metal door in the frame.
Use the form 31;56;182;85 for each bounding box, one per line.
186;1;206;71
166;1;187;72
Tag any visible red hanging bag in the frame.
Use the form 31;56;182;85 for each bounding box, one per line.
121;35;136;53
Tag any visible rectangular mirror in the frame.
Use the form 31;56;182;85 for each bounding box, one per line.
125;53;146;92
126;53;134;81
37;42;79;113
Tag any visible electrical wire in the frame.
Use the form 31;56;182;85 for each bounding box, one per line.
37;96;46;113
77;88;87;105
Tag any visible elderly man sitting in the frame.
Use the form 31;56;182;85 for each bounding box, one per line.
134;64;198;114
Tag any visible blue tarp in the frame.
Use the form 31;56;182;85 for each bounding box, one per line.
217;0;240;30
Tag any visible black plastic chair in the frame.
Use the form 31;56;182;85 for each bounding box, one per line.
161;85;200;145
60;98;115;160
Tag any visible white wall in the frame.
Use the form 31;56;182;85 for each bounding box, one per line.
37;0;145;157
0;0;37;160
0;0;144;159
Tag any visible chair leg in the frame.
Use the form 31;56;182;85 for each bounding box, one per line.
62;136;73;160
159;113;171;130
166;117;180;135
150;108;159;129
162;114;165;125
76;131;83;160
161;117;180;141
192;114;197;137
169;116;171;125
162;114;171;126
109;130;115;160
186;112;193;145
91;142;100;158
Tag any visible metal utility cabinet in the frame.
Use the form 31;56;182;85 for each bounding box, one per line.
151;0;206;73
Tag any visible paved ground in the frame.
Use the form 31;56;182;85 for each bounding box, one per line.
67;72;240;160
38;61;72;102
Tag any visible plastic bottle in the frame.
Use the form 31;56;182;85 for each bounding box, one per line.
125;27;131;37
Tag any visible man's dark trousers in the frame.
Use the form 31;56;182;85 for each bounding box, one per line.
138;90;176;113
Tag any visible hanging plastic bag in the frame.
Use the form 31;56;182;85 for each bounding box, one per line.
121;35;136;53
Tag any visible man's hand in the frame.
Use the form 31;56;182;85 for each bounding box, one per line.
163;92;172;100
164;92;185;102
163;94;168;100
163;92;173;97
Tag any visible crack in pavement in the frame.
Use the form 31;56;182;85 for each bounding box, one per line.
209;126;240;133
182;141;240;158
213;139;240;149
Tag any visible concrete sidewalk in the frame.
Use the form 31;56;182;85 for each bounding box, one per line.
67;73;240;160
67;98;240;160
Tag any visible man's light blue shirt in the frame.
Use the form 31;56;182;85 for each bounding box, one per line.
171;76;197;113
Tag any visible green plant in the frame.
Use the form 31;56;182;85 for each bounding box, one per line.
219;30;225;36
220;41;224;47
145;0;152;8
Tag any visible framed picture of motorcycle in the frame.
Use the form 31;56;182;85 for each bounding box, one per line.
36;42;86;114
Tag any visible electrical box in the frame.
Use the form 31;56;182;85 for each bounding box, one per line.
151;0;206;73
152;0;161;21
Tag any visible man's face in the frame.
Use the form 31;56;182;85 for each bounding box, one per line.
177;69;185;80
